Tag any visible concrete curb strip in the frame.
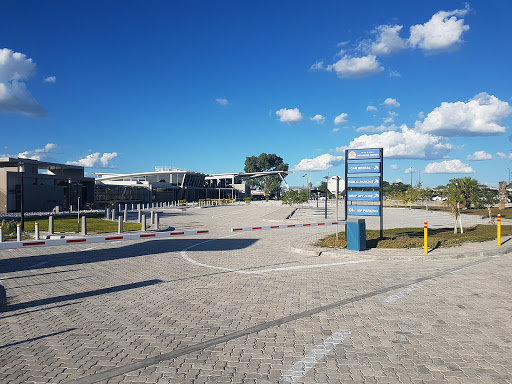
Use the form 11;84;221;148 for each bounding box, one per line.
290;232;512;260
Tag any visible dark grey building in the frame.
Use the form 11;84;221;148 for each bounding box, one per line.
0;157;95;213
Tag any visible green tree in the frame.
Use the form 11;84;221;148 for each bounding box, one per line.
419;187;434;210
383;180;409;199
444;179;465;233
402;187;421;209
318;181;333;198
244;153;288;195
479;188;499;223
282;189;308;206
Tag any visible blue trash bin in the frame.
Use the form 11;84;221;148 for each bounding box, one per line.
347;218;366;251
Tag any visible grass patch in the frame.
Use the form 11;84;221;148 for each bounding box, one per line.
316;225;512;249
2;214;143;239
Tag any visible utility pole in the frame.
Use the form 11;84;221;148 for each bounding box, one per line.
18;161;25;231
324;175;329;219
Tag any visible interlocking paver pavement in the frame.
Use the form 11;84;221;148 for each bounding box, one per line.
1;203;511;383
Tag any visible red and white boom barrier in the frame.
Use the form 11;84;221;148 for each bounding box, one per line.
0;229;209;250
231;221;346;232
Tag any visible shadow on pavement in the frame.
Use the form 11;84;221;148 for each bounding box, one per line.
0;238;258;273
0;302;80;320
0;279;163;313
0;328;77;349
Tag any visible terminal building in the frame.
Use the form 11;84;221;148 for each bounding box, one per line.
1;159;290;213
95;167;290;204
0;157;95;213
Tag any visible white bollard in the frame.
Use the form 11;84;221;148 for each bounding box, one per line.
0;226;3;242
17;224;21;241
154;212;159;230
141;214;146;232
49;215;55;235
106;207;111;220
150;210;155;225
124;209;128;222
81;216;87;235
35;222;40;240
118;216;123;233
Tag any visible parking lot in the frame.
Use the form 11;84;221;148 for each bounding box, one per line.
1;203;511;383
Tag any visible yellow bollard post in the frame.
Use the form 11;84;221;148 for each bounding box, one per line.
424;221;428;254
497;214;501;246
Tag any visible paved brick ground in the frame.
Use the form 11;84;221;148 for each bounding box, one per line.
1;203;511;383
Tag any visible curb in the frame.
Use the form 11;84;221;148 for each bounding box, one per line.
290;234;512;261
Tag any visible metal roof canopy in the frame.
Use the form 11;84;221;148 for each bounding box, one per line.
0;157;83;170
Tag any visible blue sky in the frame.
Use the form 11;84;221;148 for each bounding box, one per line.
1;1;511;188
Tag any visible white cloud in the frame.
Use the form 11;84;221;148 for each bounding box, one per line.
43;76;56;83
416;92;512;136
366;105;377;112
395;178;403;183
0;48;45;117
331;127;340;133
216;98;229;105
372;25;407;55
16;143;57;161
334;113;348;125
383;111;399;124
339;125;453;159
390;164;400;170
310;61;324;71
409;7;470;51
295;153;344;171
276;108;303;124
326;54;383;79
383;97;400;108
467;151;493;161
496;152;512;160
418;111;425;119
0;48;36;82
388;70;401;78
424;159;474;174
356;124;398;133
67;152;118;168
405;167;414;174
310;114;325;124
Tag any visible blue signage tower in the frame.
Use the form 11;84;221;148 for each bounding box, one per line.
345;148;383;238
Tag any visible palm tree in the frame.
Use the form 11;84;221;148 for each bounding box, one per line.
457;177;480;209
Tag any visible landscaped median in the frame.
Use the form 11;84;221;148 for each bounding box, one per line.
316;225;512;250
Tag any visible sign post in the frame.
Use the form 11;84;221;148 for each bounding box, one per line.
345;148;384;238
336;176;339;241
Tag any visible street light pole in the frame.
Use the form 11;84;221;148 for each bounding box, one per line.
324;175;329;219
68;178;71;211
18;161;25;231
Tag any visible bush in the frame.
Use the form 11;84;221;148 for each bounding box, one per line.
0;219;17;235
243;197;253;204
